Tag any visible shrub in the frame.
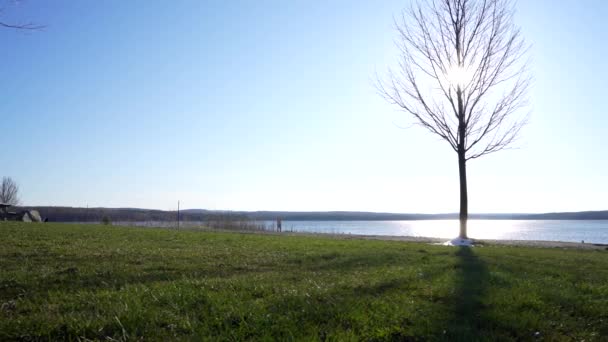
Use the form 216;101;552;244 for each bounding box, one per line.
101;216;111;225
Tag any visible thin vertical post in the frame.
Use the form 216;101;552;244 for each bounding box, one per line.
177;200;180;229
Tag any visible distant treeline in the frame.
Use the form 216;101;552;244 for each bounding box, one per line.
18;207;204;223
15;207;608;222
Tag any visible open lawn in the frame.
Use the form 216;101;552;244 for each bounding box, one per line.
1;222;607;341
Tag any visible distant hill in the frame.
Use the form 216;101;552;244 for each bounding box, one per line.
15;206;608;222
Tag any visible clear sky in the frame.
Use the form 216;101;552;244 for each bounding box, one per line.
1;0;606;213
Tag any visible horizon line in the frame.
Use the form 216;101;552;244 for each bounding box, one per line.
16;205;608;216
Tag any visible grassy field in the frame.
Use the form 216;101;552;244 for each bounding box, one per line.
1;222;607;341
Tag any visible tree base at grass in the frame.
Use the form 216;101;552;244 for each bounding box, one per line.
443;237;475;246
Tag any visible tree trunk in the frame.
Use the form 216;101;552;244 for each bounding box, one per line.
456;75;468;239
458;151;468;239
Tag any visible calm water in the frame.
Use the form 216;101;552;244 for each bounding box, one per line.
276;220;608;244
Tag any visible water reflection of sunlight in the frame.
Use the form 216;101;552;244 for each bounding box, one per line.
468;220;522;240
283;220;607;243
402;220;521;239
404;220;455;238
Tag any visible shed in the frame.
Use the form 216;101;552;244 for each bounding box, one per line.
21;210;42;222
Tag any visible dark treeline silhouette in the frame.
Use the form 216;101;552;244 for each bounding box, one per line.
18;207;204;223
15;206;608;222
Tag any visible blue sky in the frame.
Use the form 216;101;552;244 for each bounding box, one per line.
1;0;606;213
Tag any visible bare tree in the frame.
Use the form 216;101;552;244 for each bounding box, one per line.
1;177;20;206
377;0;530;240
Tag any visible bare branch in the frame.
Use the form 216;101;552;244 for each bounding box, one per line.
0;21;44;30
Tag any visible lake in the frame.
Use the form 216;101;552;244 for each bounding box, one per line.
113;219;608;244
274;220;608;244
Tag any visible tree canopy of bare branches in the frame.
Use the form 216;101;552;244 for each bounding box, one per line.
377;0;530;239
1;177;20;206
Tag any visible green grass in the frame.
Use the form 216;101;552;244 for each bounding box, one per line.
1;222;607;341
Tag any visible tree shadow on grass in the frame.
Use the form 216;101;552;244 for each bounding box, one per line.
437;246;491;341
242;247;492;341
270;246;493;340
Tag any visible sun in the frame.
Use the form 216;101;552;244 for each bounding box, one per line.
445;65;472;89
